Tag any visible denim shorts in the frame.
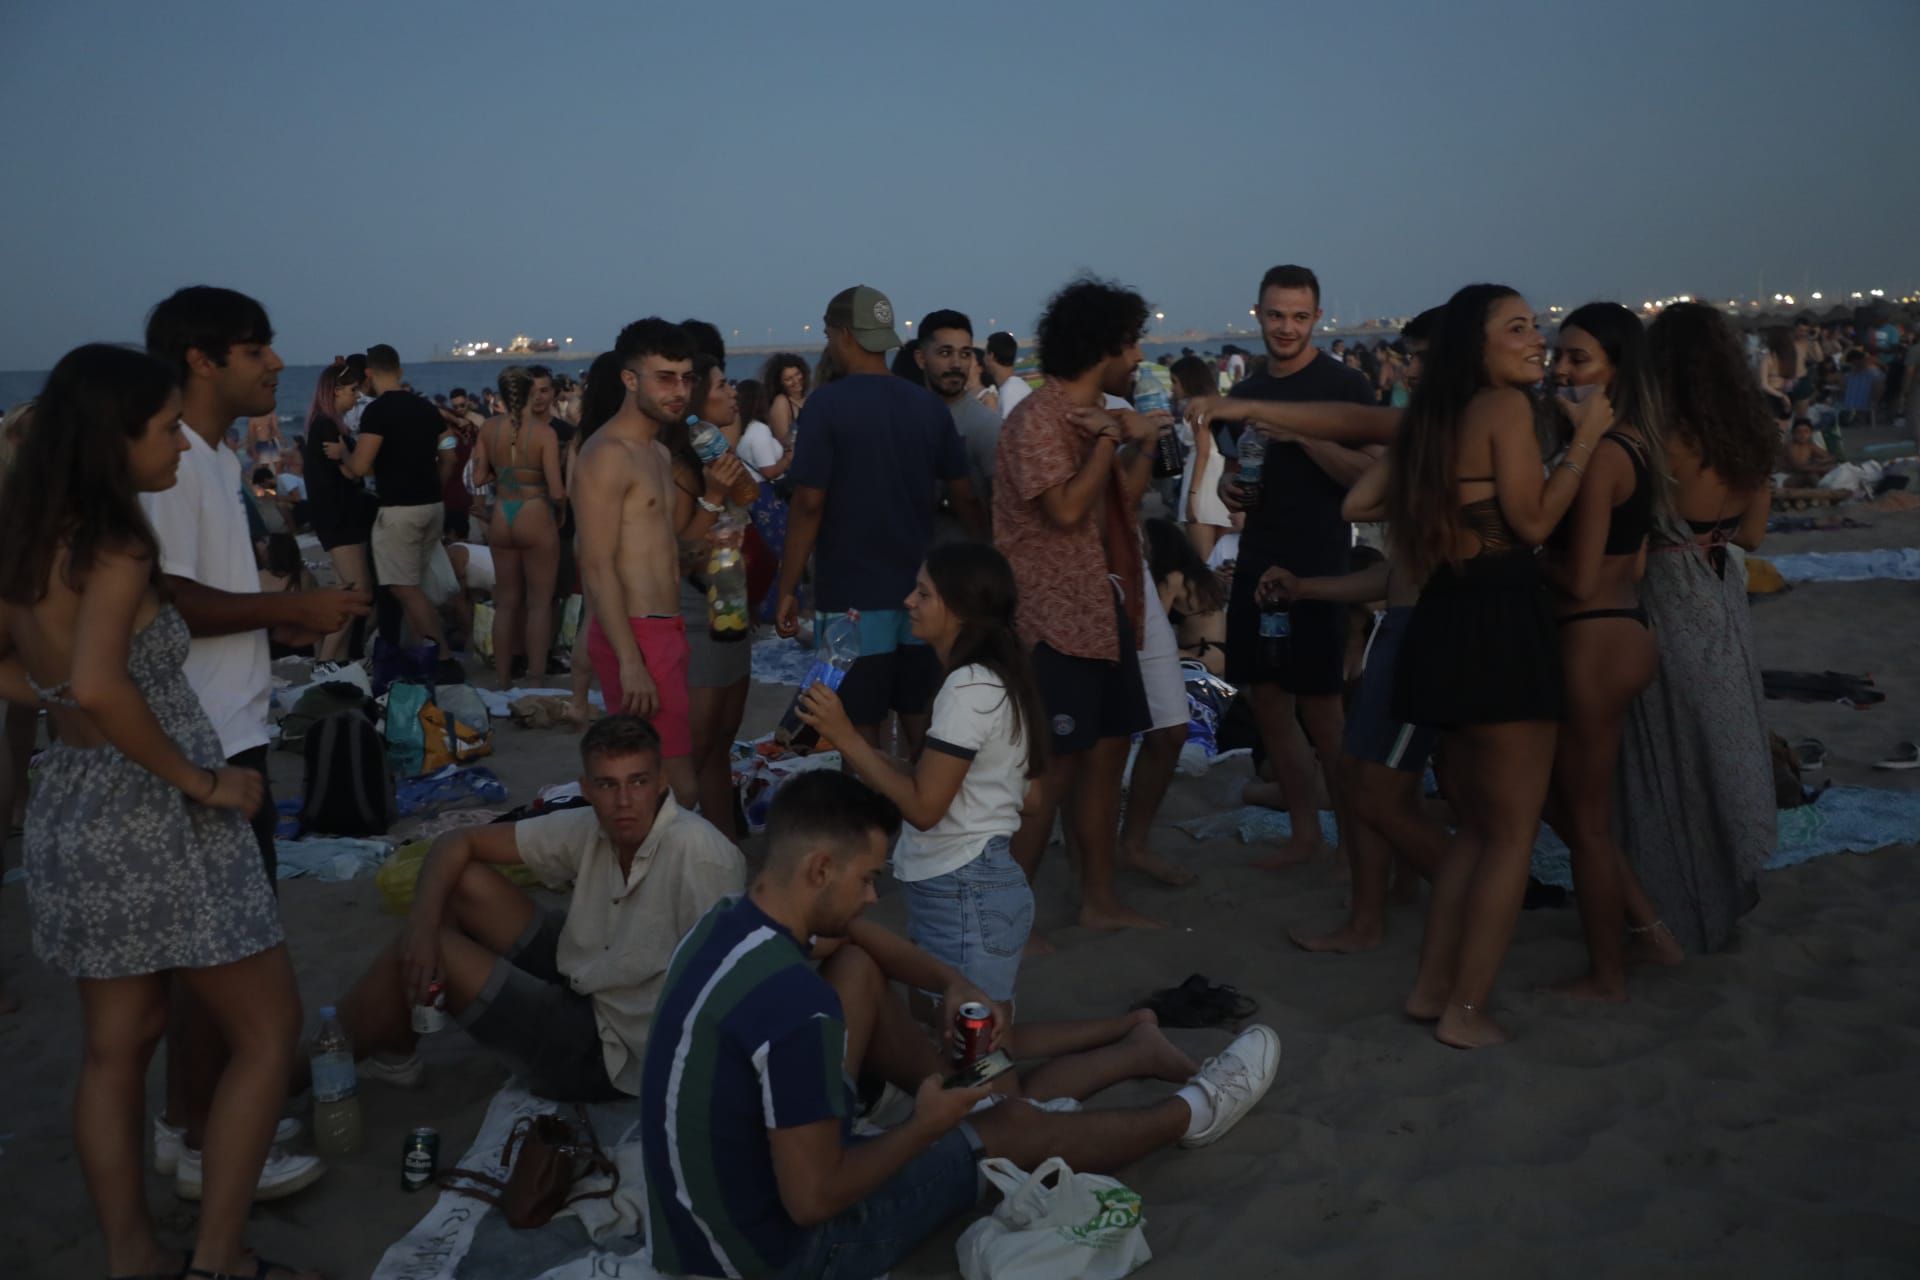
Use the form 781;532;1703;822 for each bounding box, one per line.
776;1125;982;1280
903;836;1033;1002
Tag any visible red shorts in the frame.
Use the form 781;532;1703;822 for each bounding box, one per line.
585;615;693;759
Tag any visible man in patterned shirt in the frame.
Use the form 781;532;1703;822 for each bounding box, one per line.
992;276;1171;934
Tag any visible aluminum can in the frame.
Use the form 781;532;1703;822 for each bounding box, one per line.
955;1002;993;1066
402;1126;439;1192
411;980;451;1034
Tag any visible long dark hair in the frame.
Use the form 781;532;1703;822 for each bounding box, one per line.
1385;283;1523;581
1143;517;1225;613
924;542;1049;779
578;350;625;445
1559;302;1671;517
0;344;177;604
760;352;810;401
1647;303;1776;490
735;378;768;428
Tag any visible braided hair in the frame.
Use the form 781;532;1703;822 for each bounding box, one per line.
497;365;535;462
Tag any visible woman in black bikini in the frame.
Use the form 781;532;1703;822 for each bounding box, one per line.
1540;303;1671;1001
1614;303;1776;957
1363;284;1611;1049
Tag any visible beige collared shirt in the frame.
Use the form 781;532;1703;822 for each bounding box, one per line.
513;795;745;1094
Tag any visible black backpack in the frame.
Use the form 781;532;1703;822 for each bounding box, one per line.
300;710;397;837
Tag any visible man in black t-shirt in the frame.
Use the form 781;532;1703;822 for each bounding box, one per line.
329;343;449;653
1212;265;1378;867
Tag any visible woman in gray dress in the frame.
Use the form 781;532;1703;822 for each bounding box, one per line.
0;346;315;1280
1615;304;1778;957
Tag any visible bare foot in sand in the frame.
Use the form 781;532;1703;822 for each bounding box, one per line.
1121;1014;1202;1082
1289;921;1383;954
1250;841;1324;870
1403;980;1449;1022
1626;922;1685;968
1544;974;1627;1003
1435;1003;1510;1049
1022;933;1056;959
1078;901;1166;931
1122;845;1197;887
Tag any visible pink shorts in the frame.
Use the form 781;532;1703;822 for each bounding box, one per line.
586;615;693;759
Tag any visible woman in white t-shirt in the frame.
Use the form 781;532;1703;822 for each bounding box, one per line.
796;542;1046;1003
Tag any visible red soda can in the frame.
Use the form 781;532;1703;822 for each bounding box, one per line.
955;1002;993;1066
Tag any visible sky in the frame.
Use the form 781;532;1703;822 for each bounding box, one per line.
3;0;1917;369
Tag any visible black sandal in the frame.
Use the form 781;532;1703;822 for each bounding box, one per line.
1134;974;1258;1028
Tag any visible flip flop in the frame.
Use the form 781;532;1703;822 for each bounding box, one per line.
1134;974;1258;1028
1873;741;1920;770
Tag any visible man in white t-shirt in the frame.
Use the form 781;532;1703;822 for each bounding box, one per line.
985;330;1031;421
142;286;372;1199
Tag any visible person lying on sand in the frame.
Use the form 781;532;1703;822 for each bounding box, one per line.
639;770;1282;1280
299;715;743;1101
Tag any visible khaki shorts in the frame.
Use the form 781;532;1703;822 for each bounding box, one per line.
371;502;445;586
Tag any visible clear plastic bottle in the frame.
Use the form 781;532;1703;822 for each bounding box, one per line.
706;514;750;642
1236;428;1268;506
1132;362;1184;479
689;421;730;466
310;1005;364;1158
775;611;863;751
1258;604;1291;670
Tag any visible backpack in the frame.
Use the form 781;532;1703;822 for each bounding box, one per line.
300;710;396;837
276;681;378;754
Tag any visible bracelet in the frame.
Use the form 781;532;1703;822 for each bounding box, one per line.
201;767;218;800
697;497;724;514
1558;459;1586;478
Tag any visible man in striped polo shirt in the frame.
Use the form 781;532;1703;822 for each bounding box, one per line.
640;771;1282;1280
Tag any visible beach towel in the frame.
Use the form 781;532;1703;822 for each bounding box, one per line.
477;686;605;720
1765;548;1920;583
752;635;819;687
374;1082;659;1280
1178;786;1920;888
396;764;510;818
271;836;394;882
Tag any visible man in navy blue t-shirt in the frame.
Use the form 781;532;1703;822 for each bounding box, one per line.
774;285;984;749
641;771;1282;1280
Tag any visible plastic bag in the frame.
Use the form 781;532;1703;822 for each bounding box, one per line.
474;600;496;664
375;837;543;915
957;1157;1150;1280
385;680;432;777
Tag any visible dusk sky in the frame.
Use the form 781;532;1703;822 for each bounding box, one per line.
4;0;1916;368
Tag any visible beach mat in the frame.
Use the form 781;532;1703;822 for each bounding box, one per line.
374;1082;657;1280
1176;785;1920;889
1765;548;1920;583
752;636;817;687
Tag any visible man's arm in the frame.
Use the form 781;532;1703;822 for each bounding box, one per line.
775;484;825;637
844;917;1004;1050
168;575;368;640
1192;395;1401;446
769;1084;985;1226
1037;434;1119;528
1297;438;1385;489
401;822;527;1003
340;432;382;479
573;444;654;716
945;475;986;539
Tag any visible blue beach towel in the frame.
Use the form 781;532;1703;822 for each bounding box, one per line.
752;635;819;687
1765;548;1920;583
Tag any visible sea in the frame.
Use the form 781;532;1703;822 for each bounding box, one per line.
0;338;1338;427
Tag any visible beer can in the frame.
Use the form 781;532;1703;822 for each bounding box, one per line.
402;1126;439;1192
411;980;450;1034
955;1001;993;1066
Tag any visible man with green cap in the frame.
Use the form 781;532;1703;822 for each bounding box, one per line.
774;285;984;753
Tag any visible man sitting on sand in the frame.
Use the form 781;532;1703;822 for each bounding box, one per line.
640;771;1281;1280
316;716;744;1100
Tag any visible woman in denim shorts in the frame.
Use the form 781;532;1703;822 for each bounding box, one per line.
797;543;1049;1003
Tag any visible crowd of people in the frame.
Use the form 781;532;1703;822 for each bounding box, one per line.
0;259;1817;1278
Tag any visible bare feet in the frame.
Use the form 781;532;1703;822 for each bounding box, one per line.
1250;840;1325;870
1078;901;1166;931
1434;1003;1510;1050
1626;922;1685;968
1403;980;1449;1022
1122;845;1197;887
1288;921;1383;954
1544;974;1628;1003
1021;933;1056;958
1121;1015;1202;1082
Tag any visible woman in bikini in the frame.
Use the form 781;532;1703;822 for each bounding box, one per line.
1614;303;1776;957
760;352;811;447
1539;302;1673;1001
1362;284;1611;1049
471;365;565;687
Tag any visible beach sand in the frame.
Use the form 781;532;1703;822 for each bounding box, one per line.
5;512;1920;1278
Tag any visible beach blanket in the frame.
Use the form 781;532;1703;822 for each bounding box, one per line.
1177;785;1920;888
374;1082;659;1280
476;687;605;719
752;636;817;687
273;836;393;882
396;765;510;818
1765;548;1920;583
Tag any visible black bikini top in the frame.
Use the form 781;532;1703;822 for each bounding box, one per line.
1549;433;1653;557
1455;478;1521;555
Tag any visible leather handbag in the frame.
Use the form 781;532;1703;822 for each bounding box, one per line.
442;1105;618;1229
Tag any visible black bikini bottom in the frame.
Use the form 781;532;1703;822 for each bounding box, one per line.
1556;607;1649;629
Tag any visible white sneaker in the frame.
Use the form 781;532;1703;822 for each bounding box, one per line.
361;1050;425;1088
174;1143;326;1201
1179;1024;1282;1148
154;1115;300;1176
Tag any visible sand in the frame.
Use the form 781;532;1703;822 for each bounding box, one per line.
5;510;1920;1279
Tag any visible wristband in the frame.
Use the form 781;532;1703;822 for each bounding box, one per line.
201;767;218;800
697;496;724;514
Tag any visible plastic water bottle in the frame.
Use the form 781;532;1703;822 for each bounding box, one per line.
706;515;750;642
1258;605;1291;670
1236;427;1267;506
775;611;863;751
310;1005;364;1158
689;421;730;465
1132;363;1184;480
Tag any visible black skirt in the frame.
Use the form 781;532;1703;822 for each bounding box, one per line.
1392;552;1562;727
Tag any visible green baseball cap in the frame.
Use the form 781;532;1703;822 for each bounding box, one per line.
824;284;903;353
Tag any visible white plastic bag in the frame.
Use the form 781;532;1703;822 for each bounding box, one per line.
956;1157;1151;1280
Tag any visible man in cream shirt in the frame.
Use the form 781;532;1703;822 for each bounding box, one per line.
315;715;744;1099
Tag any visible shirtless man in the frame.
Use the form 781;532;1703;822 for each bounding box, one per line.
573;317;747;805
